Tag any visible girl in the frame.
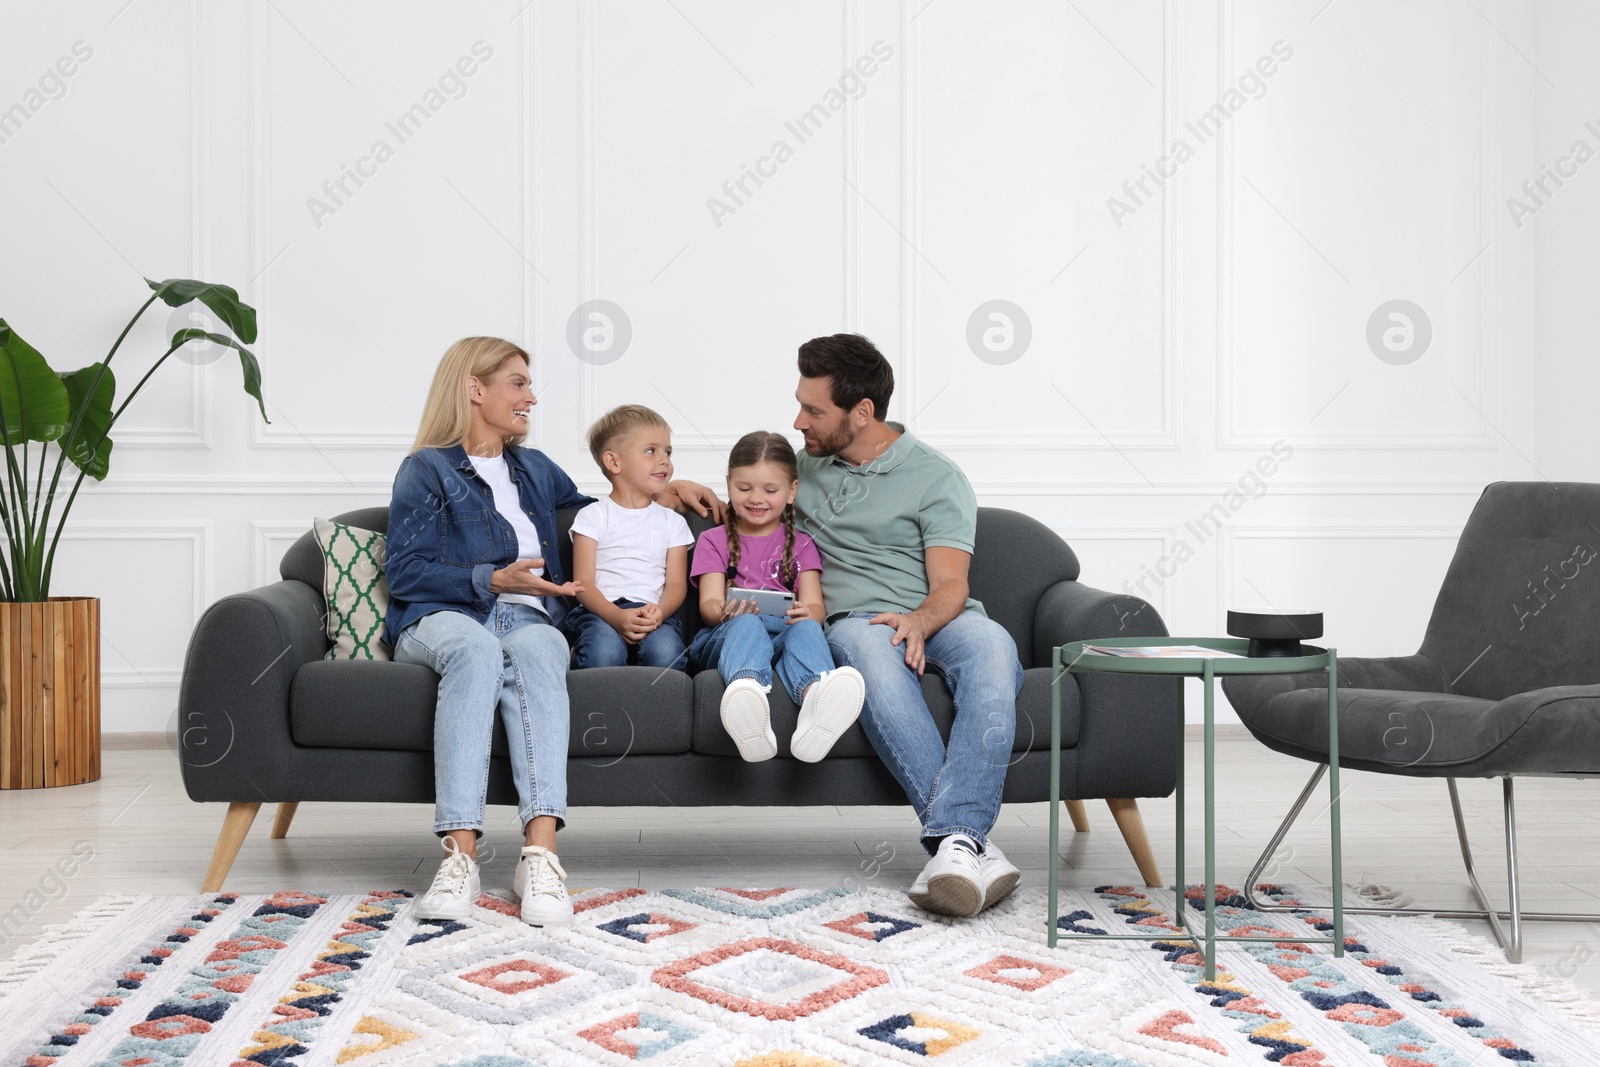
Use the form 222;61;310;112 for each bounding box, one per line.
688;431;865;762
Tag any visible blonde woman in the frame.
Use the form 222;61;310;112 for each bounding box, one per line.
385;337;715;925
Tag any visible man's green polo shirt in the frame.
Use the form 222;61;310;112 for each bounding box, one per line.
796;424;985;617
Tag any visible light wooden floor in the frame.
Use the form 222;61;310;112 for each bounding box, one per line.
5;734;1600;994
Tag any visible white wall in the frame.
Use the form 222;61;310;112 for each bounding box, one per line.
0;0;1572;731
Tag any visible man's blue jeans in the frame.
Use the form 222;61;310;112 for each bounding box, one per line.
826;610;1022;855
394;602;569;835
688;613;833;703
564;598;686;669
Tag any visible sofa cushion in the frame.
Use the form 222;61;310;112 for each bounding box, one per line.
313;517;391;661
689;665;1072;758
290;660;694;757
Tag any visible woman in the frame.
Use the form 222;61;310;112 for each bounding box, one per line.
385;337;719;926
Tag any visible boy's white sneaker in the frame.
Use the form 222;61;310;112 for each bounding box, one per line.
721;678;777;762
515;845;573;926
790;666;865;763
415;838;480;921
907;835;984;918
977;842;1021;911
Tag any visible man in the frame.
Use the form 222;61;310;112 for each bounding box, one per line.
792;333;1024;917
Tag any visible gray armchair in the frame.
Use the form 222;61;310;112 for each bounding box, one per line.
1224;481;1600;961
179;506;1179;890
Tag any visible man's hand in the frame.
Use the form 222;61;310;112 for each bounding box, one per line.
660;479;725;522
870;611;930;675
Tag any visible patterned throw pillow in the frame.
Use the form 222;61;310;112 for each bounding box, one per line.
313;518;392;661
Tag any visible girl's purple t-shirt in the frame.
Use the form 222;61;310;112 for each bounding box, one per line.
689;525;823;590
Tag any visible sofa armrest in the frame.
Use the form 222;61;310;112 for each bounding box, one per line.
1034;581;1177;798
177;580;328;803
1221;653;1449;723
1032;580;1166;666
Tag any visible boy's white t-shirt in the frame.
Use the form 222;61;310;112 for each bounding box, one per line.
467;453;551;616
569;497;694;604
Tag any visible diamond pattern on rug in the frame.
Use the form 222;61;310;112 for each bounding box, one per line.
597;912;698;944
858;1011;982;1056
662;887;848;920
963;953;1070;991
578;1008;698;1058
652;937;888;1021
822;910;921;943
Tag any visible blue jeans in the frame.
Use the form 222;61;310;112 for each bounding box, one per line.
826;610;1022;855
688;613;833;704
394;602;570;835
564;598;686;669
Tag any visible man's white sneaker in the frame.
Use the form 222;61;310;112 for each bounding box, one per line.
415;838;480;921
515;845;573;926
721;678;777;762
977;842;1021;911
790;666;865;763
907;835;984;917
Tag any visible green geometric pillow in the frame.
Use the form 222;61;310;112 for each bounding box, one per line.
313;517;392;661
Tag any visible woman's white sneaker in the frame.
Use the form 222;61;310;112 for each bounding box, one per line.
790;666;865;763
515;845;573;926
416;838;480;921
721;678;777;762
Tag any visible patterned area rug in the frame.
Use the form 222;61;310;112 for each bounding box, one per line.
1;882;1596;1066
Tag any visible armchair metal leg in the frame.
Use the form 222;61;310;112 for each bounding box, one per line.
1244;767;1599;963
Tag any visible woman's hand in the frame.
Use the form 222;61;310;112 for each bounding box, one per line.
491;559;582;598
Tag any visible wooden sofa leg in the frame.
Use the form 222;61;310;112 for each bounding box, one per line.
1107;797;1163;888
203;801;261;892
271;802;299;839
1064;798;1091;833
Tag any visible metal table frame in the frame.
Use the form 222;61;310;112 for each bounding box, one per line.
1047;636;1344;981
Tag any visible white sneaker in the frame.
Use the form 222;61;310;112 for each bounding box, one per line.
790;667;865;763
977;842;1021;911
721;678;777;762
416;838;480;921
907;835;984;918
515;845;573;926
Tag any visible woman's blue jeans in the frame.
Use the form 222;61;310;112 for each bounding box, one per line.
825;610;1022;855
688;613;833;703
394;602;569;836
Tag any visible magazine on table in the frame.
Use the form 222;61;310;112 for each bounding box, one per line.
1079;644;1243;659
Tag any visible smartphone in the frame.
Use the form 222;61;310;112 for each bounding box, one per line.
726;586;796;617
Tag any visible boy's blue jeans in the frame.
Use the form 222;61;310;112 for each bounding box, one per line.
563;598;686;669
394;601;569;836
825;610;1023;855
688;612;833;704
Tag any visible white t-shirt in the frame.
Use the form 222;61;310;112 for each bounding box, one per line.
468;453;551;616
569;497;694;604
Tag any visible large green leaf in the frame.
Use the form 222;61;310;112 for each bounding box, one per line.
58;363;116;480
148;278;258;344
0;319;69;444
171;328;270;423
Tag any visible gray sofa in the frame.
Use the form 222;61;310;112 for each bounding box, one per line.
178;505;1176;891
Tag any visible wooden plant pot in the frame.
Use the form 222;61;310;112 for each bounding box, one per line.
0;596;101;788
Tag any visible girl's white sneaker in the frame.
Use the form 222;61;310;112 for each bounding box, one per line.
721;678;777;761
791;666;865;763
416;838;480;921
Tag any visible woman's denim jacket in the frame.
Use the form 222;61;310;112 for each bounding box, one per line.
384;443;594;645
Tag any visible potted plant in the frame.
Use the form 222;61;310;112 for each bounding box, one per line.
0;277;266;788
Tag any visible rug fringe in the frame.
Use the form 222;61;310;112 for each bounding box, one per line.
0;894;144;1002
1364;910;1600;1025
1349;882;1415;908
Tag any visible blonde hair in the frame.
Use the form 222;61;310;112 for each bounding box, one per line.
411;337;531;452
585;404;671;471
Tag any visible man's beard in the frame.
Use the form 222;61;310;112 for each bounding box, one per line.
804;424;854;457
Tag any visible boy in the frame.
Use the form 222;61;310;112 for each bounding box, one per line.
564;405;695;668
